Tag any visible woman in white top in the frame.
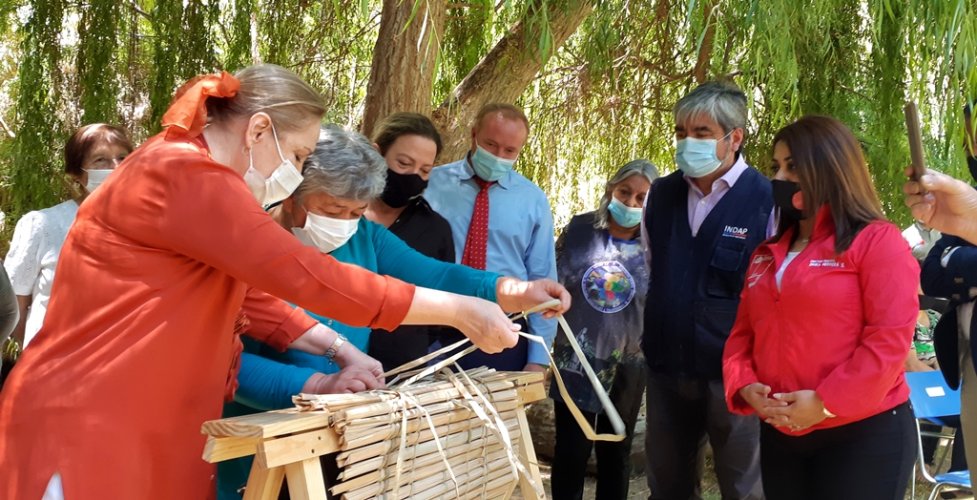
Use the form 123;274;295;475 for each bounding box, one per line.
4;123;133;348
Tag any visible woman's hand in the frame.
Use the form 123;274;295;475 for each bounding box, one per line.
762;390;829;431
401;288;520;353
495;277;571;318
904;167;977;244
301;366;384;394
454;295;521;353
289;323;384;386
333;343;384;386
738;383;783;418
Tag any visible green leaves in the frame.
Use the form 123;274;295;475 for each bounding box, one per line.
7;0;67;221
0;0;975;238
78;0;122;124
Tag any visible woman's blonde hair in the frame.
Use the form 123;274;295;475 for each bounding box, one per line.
206;64;325;131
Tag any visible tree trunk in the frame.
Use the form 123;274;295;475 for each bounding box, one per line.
432;0;594;161
360;0;446;139
692;0;717;84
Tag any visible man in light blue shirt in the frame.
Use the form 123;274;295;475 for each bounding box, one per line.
425;103;557;372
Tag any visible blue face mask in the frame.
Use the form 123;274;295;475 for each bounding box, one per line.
470;145;516;182
675;131;733;178
608;197;643;228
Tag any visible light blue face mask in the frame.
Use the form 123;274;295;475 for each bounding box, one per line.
674;131;733;178
470;144;516;182
608;197;643;228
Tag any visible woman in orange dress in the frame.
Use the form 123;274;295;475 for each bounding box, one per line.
0;65;568;499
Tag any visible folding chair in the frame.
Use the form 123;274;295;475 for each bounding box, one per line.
906;371;973;500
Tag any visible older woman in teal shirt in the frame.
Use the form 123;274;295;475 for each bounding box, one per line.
218;125;566;499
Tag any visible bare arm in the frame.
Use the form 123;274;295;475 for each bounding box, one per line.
400;287;520;354
11;295;30;348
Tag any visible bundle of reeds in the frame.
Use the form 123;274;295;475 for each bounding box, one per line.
292;367;542;500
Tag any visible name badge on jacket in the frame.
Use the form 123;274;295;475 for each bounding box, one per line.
722;225;749;240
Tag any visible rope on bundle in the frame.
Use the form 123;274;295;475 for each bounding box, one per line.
200;300;623;500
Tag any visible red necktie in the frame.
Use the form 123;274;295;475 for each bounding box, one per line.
461;178;493;270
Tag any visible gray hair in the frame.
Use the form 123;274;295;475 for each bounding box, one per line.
674;80;748;151
594;159;660;229
293;125;387;203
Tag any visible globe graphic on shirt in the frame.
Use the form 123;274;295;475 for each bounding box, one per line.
581;260;636;313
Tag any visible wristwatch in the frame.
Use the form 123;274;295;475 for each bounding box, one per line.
324;334;348;360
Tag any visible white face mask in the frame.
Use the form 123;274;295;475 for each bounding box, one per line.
85;169;114;193
291;212;359;254
244;122;304;206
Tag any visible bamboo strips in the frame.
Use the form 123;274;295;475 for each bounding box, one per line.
281;368;539;499
336;414;518;481
340;400;519;449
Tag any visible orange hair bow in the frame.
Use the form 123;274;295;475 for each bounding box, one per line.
161;71;241;138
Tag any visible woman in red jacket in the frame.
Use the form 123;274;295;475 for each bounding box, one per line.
723;115;918;500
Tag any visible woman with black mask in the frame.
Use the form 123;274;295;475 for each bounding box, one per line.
365;113;458;370
724;116;918;499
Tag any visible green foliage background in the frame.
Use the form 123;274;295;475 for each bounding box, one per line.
0;0;974;243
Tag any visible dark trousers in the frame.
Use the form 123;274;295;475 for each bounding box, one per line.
759;401;916;500
551;362;647;500
644;373;763;500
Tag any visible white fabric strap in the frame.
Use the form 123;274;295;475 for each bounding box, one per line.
384;299;626;442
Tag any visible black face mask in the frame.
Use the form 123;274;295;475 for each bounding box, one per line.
772;179;805;223
967;155;977;184
380;168;428;208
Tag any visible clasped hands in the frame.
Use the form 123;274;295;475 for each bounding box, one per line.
738;383;829;432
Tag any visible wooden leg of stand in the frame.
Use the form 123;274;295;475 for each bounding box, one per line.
284;457;328;500
514;406;545;500
243;463;285;500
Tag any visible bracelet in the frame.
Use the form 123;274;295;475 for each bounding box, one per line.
324;334;347;360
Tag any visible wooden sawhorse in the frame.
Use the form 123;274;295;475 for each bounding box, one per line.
201;371;546;500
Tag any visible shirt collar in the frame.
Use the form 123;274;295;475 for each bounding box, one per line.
683;154;749;195
407;195;435;214
770;204;836;250
463;152;514;189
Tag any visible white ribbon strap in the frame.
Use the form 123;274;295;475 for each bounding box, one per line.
383;299;626;442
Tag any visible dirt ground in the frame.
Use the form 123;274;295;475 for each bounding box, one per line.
522;456;973;500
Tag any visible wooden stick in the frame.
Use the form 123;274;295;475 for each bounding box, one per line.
242;462;285;500
284;458;327;500
336;414;518;466
341;453;512;500
337;420;521;499
329;439;502;495
336;381;516;422
337;416;517;479
340;399;519;449
348;425;518;485
202;409;331;438
457;469;522;500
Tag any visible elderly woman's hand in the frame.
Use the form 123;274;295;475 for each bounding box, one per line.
301;367;384;394
333;342;384;386
904;167;977;244
494;277;571;318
